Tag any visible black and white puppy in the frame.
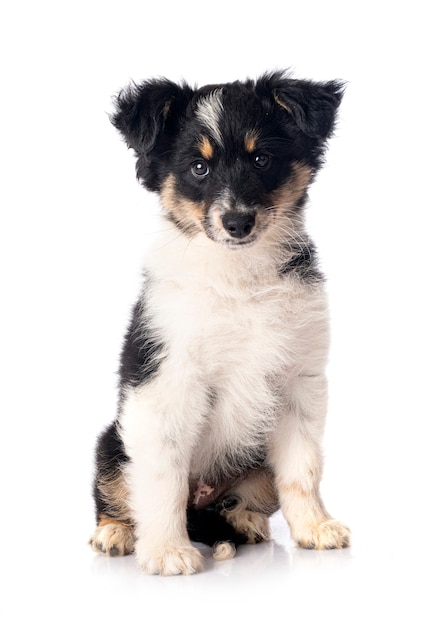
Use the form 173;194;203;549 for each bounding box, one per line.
90;71;350;575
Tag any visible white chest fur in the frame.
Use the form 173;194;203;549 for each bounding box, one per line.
135;222;329;478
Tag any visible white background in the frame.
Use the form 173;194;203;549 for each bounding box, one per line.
1;1;422;623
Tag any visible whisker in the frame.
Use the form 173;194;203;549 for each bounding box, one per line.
261;207;313;257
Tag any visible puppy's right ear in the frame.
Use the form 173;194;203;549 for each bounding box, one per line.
111;79;193;185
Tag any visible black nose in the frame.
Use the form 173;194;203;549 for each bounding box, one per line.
221;212;256;239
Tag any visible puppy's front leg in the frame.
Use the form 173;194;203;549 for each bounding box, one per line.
119;384;205;575
269;373;350;550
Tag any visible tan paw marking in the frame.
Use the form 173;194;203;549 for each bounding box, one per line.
212;541;237;561
90;522;134;557
136;543;204;576
225;509;271;544
295;519;351;550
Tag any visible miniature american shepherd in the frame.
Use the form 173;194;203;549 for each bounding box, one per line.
90;70;350;575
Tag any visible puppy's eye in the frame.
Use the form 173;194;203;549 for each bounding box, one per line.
191;160;210;178
253;153;272;170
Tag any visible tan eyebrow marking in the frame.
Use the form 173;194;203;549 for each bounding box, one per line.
244;129;260;153
198;134;214;160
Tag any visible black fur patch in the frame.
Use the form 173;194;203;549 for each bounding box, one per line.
279;242;324;283
119;291;165;390
186;507;247;547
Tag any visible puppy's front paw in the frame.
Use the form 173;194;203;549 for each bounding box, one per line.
136;542;204;575
295;518;350;550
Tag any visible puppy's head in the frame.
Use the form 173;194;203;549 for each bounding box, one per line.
111;71;344;248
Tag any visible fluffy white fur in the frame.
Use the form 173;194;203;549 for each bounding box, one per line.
118;215;349;575
195;90;225;147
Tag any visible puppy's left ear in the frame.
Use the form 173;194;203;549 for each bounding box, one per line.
272;77;345;140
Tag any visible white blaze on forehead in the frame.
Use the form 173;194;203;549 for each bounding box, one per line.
195;89;224;147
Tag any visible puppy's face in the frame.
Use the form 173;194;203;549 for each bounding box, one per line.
160;88;314;248
112;73;343;248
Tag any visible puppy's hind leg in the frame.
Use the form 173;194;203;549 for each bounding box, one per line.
217;468;279;545
90;421;135;557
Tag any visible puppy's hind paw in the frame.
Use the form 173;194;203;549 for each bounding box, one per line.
224;509;271;544
90;521;135;557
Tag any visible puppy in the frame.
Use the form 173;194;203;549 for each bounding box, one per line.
90;71;350;575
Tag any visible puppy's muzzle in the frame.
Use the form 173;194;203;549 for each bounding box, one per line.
221;211;256;240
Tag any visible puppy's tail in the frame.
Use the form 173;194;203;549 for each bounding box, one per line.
186;506;247;561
